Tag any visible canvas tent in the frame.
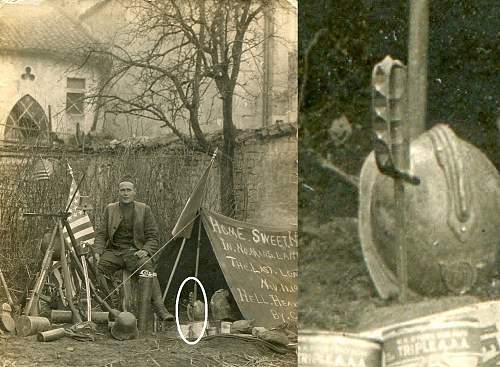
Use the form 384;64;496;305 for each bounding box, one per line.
157;209;298;327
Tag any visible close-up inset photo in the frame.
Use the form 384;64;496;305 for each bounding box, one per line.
299;0;499;365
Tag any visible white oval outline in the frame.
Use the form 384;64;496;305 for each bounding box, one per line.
175;276;208;345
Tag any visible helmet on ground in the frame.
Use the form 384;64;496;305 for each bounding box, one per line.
359;124;500;298
110;312;138;340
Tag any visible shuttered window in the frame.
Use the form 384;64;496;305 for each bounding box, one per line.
66;78;85;115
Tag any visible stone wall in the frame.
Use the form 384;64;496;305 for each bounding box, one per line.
235;129;298;228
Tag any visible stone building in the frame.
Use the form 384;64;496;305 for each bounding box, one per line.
54;0;298;138
0;3;106;145
0;1;297;142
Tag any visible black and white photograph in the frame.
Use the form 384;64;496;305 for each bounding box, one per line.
299;0;499;366
0;0;298;366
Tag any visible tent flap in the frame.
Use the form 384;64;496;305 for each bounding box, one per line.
201;209;298;327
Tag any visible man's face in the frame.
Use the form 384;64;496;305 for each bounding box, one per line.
119;182;136;204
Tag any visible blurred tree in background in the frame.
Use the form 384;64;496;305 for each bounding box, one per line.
299;0;499;219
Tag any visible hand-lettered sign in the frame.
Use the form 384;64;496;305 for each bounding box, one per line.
201;209;298;327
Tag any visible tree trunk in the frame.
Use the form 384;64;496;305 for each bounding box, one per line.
220;92;236;216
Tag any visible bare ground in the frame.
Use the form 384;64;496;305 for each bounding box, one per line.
0;325;296;367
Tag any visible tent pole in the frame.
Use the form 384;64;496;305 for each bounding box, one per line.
192;216;202;304
162;237;187;302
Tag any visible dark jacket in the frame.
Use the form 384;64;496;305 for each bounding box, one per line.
94;201;159;257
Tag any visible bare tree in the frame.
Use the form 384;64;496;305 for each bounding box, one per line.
83;0;268;216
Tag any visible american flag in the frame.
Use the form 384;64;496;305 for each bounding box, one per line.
62;165;95;246
33;158;53;181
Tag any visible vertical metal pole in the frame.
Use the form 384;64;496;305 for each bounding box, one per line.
395;178;409;303
407;0;429;139
392;65;410;303
192;217;202;304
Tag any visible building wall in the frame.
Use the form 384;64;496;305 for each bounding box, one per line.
272;1;298;124
0;53;102;143
235;133;298;228
74;0;297;139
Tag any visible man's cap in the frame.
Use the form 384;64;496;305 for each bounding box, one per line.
118;175;135;186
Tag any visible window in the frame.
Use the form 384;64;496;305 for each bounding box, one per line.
66;78;86;115
66;93;85;114
5;94;48;142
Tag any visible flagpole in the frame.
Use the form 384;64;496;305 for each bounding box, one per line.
65;170;87;213
62;217;116;315
202;148;218;204
192;149;217;308
160;149;214;302
159;148;217;307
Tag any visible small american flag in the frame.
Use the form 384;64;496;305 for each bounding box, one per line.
33;159;53;181
63;165;95;246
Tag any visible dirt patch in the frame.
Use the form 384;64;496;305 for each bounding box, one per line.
299;216;374;331
299;215;500;333
0;326;296;367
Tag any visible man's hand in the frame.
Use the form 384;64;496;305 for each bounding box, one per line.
94;253;100;268
134;250;148;259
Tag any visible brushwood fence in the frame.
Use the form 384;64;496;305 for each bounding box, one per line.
0;145;242;302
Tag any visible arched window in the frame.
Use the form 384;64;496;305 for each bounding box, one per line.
4;95;48;143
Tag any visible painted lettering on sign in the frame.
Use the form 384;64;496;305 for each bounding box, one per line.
202;210;297;327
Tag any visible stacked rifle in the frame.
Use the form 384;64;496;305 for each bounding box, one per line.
0;188;117;338
22;211;116;322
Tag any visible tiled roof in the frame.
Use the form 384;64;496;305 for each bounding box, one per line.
0;3;97;56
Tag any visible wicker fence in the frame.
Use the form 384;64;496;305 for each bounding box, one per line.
0;145;237;302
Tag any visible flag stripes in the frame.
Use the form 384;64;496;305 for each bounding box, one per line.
33;159;53;181
63;166;95;246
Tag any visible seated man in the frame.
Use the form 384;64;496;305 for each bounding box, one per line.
94;177;173;321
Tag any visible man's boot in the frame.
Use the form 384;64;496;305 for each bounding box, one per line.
150;276;174;321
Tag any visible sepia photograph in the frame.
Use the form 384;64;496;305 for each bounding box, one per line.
299;0;499;366
2;0;499;366
0;0;298;366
